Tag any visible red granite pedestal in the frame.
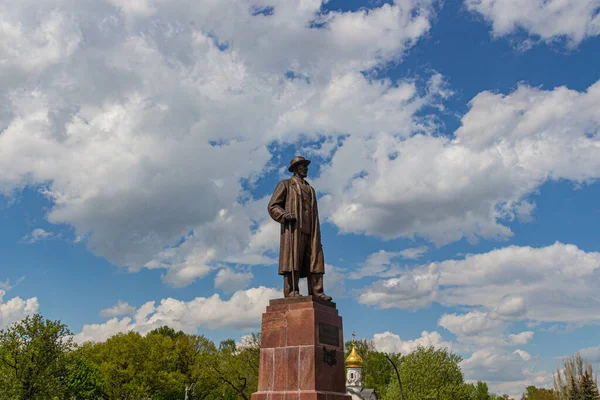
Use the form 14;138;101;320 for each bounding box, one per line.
251;296;351;400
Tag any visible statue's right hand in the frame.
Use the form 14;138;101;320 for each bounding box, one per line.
283;213;296;222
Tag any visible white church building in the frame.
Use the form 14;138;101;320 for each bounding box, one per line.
345;334;377;400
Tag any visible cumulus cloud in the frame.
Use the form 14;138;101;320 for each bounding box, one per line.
439;311;506;344
461;348;552;398
357;241;599;394
398;246;429;260
373;330;455;354
350;250;402;279
508;331;534;346
360;242;600;326
465;0;600;46
214;267;253;294
74;317;135;344
358;263;439;309
358;241;600;392
0;0;438;287
21;228;54;244
2;1;599;295
578;344;600;363
318;80;600;245
73;286;279;343
349;247;429;279
0;1;81;82
439;243;600;325
0;290;39;330
236;333;260;350
438;310;534;348
100;300;136;317
462;348;534;379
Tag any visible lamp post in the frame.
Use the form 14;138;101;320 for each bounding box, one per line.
185;383;196;400
384;353;405;400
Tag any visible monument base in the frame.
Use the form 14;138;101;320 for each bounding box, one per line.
252;296;351;400
252;391;350;400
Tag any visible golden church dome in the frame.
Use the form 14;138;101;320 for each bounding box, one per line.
345;334;363;368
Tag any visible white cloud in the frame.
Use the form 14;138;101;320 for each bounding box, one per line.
214;267;253;294
106;0;156;17
350;250;403;279
508;331;534;346
0;2;81;80
349;247;429;279
439;310;506;344
317;80;600;245
398;246;429;260
437;310;534;348
0;0;438;286
357;242;600;396
100;300;136;317
358;263;439;309
440;243;600;325
360;242;600;326
1;1;599;294
73;286;279;344
236;333;259;350
578;344;600;363
0;277;25;291
462;348;530;379
461;347;552;397
0;290;39;330
373;330;455;354
73;317;135;344
21;228;54;244
360;241;600;392
465;0;600;46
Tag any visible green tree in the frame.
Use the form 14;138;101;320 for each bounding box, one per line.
65;355;102;399
209;334;261;400
470;380;493;400
521;385;559;400
77;327;220;400
580;370;600;400
150;325;186;340
554;352;600;400
0;314;73;400
569;375;582;400
381;346;472;400
169;330;220;399
89;331;152;399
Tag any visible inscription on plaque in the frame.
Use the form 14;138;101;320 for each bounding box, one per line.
318;322;340;347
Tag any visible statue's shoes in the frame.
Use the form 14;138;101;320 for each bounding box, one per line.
291;291;301;297
315;293;332;302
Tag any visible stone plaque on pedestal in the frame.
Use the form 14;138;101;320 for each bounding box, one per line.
251;296;351;400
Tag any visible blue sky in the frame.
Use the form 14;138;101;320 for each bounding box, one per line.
1;0;600;396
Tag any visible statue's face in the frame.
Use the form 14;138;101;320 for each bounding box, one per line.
296;163;308;178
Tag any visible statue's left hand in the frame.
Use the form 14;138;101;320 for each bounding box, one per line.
283;213;296;222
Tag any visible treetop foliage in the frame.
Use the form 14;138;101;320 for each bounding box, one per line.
0;315;597;400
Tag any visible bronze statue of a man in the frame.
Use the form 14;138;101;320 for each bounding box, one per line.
268;156;332;301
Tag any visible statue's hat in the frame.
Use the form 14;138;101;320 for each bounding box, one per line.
288;156;311;172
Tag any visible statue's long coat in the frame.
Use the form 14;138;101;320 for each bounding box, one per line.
267;176;325;277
